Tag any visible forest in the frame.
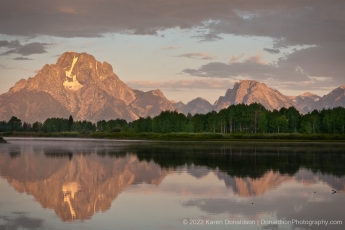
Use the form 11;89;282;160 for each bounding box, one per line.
1;103;345;135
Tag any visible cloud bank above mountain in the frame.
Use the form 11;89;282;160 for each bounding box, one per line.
0;0;344;100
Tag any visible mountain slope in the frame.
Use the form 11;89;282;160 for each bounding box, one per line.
182;97;214;115
129;89;175;118
0;52;138;122
313;86;345;110
0;52;175;123
214;80;295;111
289;92;321;113
171;100;186;113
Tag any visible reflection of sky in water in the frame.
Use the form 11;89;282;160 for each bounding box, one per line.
0;138;344;230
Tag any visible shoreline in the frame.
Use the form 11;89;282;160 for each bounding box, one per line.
3;137;345;145
1;132;345;142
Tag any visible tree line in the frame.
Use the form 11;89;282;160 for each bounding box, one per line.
1;103;345;134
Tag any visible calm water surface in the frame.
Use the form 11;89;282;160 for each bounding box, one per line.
0;138;344;230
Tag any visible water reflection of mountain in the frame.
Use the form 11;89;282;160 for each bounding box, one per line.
0;140;344;222
0;141;170;221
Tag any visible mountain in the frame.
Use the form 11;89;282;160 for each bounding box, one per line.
129;89;175;118
313;86;345;110
171;100;186;113
0;52;174;123
214;80;294;111
181;97;214;115
1;52;344;123
289;92;321;113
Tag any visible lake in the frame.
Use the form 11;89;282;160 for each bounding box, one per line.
0;138;344;230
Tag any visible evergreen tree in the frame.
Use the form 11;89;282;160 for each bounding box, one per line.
68;115;74;131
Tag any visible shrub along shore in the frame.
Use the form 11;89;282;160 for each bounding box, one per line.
1;131;345;142
0;136;6;143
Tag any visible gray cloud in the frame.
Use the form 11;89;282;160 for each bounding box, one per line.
206;3;345;48
183;43;345;89
0;40;49;56
0;40;21;48
263;48;280;54
278;44;345;81
1;0;341;42
182;59;308;82
0;213;44;230
13;57;33;60
192;33;223;42
174;53;216;60
15;42;48;56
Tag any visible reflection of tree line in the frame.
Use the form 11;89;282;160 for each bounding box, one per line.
43;143;345;178
2;142;344;221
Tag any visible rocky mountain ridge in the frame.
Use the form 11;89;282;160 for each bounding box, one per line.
0;52;174;123
0;52;344;123
213;80;345;113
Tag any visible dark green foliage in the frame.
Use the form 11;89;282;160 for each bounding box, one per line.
258;112;268;133
68;115;74;131
0;121;7;132
41;117;96;132
32;122;42;132
152;111;187;133
7;116;22;131
1;104;345;136
96;119;127;132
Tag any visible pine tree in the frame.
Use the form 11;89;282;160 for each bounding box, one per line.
68;115;74;131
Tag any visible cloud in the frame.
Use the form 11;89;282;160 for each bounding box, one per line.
161;46;182;50
229;53;245;63
273;78;340;92
174;53;216;60
182;61;308;83
206;3;345;48
278;44;345;81
192;33;223;42
263;48;280;54
0;40;49;56
13;57;33;60
245;52;267;64
126;79;235;90
0;0;344;90
0;0;342;43
0;39;21;48
0;213;44;230
182;44;345;90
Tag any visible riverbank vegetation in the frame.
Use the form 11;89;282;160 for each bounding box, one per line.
0;136;6;143
1;103;345;140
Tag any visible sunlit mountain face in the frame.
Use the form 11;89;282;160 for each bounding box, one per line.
0;139;344;229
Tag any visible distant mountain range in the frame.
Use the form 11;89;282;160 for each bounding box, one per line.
0;52;344;123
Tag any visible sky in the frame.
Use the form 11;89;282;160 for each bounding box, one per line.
0;0;344;104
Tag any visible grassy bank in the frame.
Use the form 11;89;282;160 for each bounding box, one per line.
1;131;345;141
